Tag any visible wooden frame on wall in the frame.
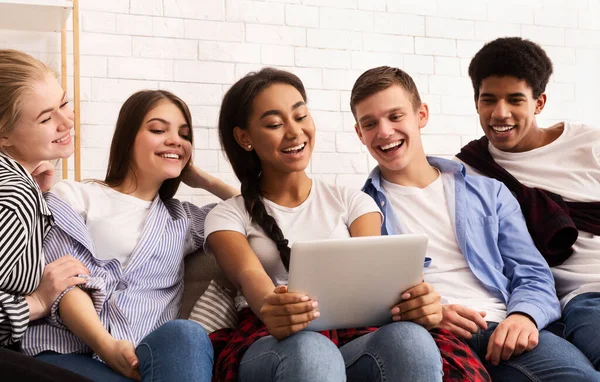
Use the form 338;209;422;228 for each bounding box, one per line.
0;0;81;180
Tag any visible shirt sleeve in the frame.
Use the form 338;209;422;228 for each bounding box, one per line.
0;205;32;346
47;276;106;328
182;201;217;255
48;181;88;219
40;203;108;328
0;291;29;346
344;187;383;227
495;182;561;329
202;198;250;253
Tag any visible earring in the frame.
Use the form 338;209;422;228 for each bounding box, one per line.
247;144;252;149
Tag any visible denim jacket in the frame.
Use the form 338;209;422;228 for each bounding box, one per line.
362;157;560;329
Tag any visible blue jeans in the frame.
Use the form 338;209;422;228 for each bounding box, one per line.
463;321;600;381
563;292;600;370
239;321;442;382
36;320;213;382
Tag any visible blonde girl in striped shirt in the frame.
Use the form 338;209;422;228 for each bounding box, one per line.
0;49;92;380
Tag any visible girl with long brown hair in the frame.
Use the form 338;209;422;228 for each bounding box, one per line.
22;89;236;381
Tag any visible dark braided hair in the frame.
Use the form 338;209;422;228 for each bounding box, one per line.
468;37;553;101
218;68;307;271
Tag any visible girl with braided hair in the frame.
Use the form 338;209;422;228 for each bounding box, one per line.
204;68;446;381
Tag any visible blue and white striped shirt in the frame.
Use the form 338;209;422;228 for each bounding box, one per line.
21;188;213;356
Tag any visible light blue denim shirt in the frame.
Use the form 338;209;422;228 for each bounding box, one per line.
362;156;560;329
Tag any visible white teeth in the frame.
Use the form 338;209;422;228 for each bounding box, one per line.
380;140;404;151
491;125;514;132
160;153;180;159
53;135;69;143
282;143;305;152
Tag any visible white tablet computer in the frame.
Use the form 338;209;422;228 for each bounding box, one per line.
287;234;428;331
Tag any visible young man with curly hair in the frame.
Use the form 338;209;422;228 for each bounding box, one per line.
351;65;600;381
457;37;600;371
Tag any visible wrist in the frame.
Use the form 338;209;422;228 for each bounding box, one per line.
25;294;47;320
508;312;535;323
93;334;117;357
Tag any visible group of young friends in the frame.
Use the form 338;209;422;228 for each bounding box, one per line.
0;36;598;382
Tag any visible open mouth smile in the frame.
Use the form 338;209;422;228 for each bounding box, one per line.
490;125;515;133
377;139;404;154
52;134;71;144
281;142;306;155
158;153;182;160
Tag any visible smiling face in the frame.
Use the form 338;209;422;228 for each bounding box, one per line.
234;83;315;176
354;85;429;179
476;75;546;152
1;73;74;171
128;99;192;188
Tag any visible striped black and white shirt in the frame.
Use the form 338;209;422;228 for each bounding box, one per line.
21;184;213;356
0;154;52;346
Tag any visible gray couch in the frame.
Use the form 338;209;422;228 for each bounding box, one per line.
180;249;234;319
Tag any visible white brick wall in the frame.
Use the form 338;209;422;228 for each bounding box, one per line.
116;14;153;36
162;0;225;20
130;0;163;16
2;0;600;204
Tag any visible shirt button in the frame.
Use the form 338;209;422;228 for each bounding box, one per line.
380;200;385;206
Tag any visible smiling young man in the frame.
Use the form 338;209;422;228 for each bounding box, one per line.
351;65;600;380
456;37;600;371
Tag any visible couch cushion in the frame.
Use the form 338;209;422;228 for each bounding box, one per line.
180;249;235;319
189;279;238;333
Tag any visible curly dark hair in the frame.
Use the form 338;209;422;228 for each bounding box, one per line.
468;37;553;101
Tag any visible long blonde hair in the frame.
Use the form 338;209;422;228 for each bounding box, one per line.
0;49;56;142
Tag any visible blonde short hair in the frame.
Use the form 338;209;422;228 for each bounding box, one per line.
0;49;56;140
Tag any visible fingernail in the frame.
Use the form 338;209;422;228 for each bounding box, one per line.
402;293;410;299
391;307;399;314
300;296;309;301
392;315;401;321
312;301;318;308
313;311;320;318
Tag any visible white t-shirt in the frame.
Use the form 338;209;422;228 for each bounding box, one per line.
382;172;507;323
50;181;152;268
204;179;382;310
462;122;600;307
